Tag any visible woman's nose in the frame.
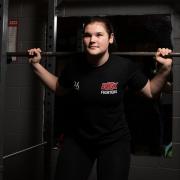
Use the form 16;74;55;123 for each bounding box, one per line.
90;35;96;42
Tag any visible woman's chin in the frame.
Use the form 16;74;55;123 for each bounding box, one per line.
87;50;103;56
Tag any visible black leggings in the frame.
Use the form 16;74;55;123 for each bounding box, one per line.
54;137;131;180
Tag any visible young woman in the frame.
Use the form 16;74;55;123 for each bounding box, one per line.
28;17;172;180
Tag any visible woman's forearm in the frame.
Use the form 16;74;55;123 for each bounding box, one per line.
31;63;58;92
150;65;171;97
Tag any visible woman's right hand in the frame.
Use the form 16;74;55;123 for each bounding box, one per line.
27;48;42;64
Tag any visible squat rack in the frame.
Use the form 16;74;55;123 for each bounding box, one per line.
0;0;57;180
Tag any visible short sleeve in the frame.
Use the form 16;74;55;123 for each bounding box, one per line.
127;63;148;91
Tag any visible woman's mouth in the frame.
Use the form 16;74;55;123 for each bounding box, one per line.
89;46;98;49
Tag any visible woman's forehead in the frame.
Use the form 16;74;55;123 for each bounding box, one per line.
84;22;107;32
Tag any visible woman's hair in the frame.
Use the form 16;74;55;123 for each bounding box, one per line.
83;16;114;37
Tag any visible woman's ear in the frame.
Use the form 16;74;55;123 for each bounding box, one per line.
109;33;114;44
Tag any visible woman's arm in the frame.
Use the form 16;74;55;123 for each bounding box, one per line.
140;48;172;98
28;48;69;96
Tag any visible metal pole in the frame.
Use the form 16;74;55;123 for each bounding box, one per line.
6;51;179;57
45;0;57;180
0;0;8;180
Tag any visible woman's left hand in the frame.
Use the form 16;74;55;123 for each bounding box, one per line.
155;48;173;71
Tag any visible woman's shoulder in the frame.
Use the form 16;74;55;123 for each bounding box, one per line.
110;54;135;65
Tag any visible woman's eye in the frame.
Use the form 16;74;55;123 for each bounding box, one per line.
83;33;91;38
97;33;103;37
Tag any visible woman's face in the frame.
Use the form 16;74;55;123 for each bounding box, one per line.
83;22;114;56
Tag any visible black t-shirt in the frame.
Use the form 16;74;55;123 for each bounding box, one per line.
58;53;148;145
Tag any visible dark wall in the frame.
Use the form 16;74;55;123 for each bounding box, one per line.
3;0;48;180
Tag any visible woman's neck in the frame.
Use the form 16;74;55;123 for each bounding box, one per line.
86;51;110;67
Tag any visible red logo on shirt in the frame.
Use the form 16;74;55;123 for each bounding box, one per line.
101;82;118;94
101;82;118;91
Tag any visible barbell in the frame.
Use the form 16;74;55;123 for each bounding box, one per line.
6;51;180;58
